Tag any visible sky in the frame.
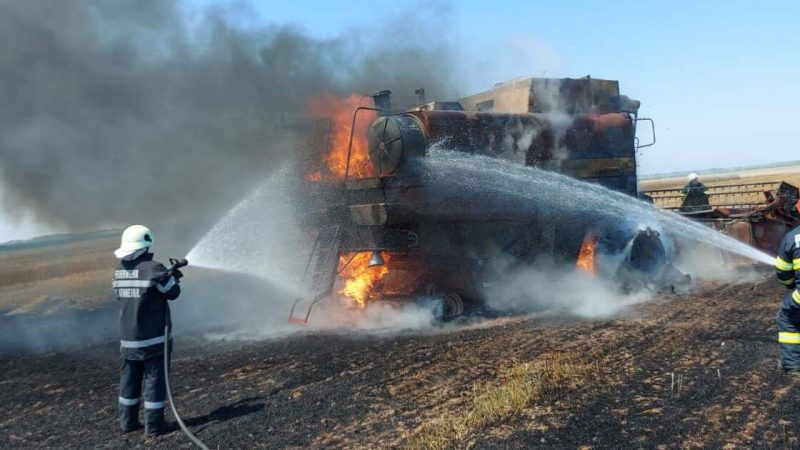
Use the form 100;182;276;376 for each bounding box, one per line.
1;0;798;242
215;0;799;175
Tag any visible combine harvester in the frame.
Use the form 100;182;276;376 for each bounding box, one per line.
644;181;800;256
290;76;678;323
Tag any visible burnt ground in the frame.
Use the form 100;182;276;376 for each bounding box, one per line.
1;276;800;449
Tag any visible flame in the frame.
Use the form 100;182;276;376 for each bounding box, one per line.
576;233;598;274
308;94;377;180
338;251;391;307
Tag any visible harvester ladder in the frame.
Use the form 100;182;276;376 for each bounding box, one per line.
289;224;342;323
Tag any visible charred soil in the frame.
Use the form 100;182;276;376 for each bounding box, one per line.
1;277;799;449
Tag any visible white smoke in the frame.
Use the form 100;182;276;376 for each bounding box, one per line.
308;298;438;333
482;257;651;319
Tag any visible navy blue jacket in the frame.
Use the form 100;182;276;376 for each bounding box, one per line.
775;226;800;306
113;253;180;360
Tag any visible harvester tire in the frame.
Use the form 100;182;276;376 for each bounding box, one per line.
441;293;465;321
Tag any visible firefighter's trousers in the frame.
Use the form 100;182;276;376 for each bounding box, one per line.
118;355;168;433
777;295;800;372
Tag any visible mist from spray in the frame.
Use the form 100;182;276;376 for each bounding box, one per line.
186;166;308;295
674;242;765;284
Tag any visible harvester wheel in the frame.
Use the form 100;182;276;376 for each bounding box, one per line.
441;293;465;320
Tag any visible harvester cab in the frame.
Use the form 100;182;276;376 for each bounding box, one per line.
290;76;669;323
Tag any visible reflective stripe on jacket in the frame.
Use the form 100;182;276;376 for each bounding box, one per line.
113;253;180;360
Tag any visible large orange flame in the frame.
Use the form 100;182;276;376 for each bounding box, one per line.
576;233;598;274
338;251;391;307
308;94;377;180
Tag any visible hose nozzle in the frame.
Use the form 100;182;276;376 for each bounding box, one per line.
167;258;189;273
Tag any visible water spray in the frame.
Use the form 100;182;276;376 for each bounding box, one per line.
421;149;775;266
185;146;776;331
185;167;309;294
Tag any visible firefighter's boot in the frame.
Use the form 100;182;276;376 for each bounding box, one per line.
144;408;166;437
119;404;140;432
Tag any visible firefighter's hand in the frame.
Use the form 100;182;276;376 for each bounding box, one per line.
173;269;184;280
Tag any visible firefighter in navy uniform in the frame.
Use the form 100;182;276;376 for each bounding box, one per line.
681;173;710;211
113;225;182;436
774;210;800;375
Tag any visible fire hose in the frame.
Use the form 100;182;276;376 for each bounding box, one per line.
162;258;210;450
164;324;208;450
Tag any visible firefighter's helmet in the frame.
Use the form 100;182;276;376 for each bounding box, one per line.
114;225;153;259
687;173;699;182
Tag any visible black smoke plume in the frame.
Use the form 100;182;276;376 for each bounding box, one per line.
0;0;460;251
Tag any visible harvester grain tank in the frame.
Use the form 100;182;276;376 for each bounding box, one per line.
291;76;666;322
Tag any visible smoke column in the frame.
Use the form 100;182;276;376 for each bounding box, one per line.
0;0;461;251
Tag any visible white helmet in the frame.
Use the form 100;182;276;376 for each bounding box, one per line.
687;173;699;182
114;225;153;259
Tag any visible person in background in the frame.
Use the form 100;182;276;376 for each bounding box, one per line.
681;173;710;211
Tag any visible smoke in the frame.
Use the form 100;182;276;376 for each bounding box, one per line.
671;238;766;284
306;298;439;333
480;239;767;322
0;0;461;252
482;257;651;319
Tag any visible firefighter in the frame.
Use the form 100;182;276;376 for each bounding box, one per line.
775;209;800;375
113;225;182;436
681;173;710;211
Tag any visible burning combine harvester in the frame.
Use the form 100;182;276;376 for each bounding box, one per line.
290;76;669;323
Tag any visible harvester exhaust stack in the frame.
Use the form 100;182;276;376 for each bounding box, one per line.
371;90;392;115
415;88;426;104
